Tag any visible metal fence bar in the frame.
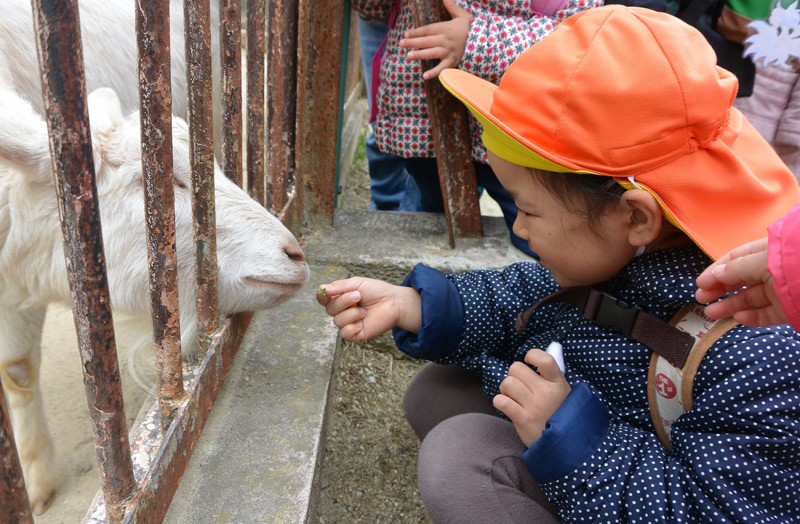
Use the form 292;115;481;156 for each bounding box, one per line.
106;313;253;523
136;0;187;424
266;0;299;219
0;386;32;523
220;0;243;188
185;0;221;350
30;1;136;521
295;0;346;227
410;0;483;246
246;0;267;205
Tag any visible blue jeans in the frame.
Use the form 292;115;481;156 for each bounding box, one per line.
404;157;538;258
358;15;422;211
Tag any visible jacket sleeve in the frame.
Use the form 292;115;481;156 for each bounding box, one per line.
525;327;800;523
393;262;559;365
460;0;604;82
768;204;800;331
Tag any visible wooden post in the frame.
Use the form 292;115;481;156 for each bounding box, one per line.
410;0;483;246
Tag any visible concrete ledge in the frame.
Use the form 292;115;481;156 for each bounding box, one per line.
164;264;345;523
164;210;533;522
303;210;533;283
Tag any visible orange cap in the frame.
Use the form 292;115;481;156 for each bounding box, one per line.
440;5;799;260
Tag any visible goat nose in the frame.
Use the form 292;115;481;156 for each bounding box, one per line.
285;245;305;263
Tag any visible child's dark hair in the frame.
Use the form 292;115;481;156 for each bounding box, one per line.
527;167;627;224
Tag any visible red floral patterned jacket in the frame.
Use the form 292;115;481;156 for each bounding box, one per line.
352;0;604;162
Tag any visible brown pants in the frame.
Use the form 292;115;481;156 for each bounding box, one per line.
403;363;560;523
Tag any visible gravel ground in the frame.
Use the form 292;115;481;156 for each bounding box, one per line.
312;127;432;523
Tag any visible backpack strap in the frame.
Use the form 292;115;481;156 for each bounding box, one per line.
516;287;695;368
648;305;738;450
516;288;739;449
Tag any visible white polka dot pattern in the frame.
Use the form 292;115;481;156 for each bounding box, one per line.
401;246;800;522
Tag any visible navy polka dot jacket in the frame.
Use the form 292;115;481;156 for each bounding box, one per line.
393;245;800;522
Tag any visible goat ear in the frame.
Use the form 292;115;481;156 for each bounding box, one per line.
88;87;127;170
88;87;124;134
0;88;52;177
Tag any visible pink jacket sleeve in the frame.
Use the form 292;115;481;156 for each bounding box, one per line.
768;204;800;330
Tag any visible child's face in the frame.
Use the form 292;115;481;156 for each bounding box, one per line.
489;153;636;287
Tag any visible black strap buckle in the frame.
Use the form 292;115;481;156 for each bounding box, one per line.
591;292;639;338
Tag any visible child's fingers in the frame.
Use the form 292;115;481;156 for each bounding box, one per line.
443;0;469;18
703;285;770;320
696;238;768;290
339;319;366;342
694;284;726;305
315;287;331;306
492;393;523;421
406;46;448;63
422;61;452;80
500;364;536;399
332;305;367;332
402;21;448;40
323;290;362;317
697;252;770;308
400;34;443;51
316;278;363;304
722;250;770;286
523;348;563;382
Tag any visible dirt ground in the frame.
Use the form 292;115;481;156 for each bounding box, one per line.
34;308;151;524
313;125;503;523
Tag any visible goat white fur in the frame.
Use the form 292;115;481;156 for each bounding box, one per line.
0;1;299;515
0;0;222;152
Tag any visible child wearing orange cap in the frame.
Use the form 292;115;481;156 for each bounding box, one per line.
317;5;800;522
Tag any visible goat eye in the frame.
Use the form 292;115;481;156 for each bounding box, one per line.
174;178;188;190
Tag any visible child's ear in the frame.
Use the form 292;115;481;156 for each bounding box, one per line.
620;189;662;249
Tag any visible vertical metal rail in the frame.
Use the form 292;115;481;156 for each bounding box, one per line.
266;0;299;221
220;0;243;188
185;0;220;350
0;387;32;523
246;0;267;205
410;0;483;245
92;0;251;519
295;0;346;227
136;0;186;423
30;1;136;521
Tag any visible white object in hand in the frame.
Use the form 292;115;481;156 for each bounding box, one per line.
546;342;565;373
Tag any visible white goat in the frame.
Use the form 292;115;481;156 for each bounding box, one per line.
0;88;309;515
0;0;222;152
0;0;296;515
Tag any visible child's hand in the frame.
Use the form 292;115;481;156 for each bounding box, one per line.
316;277;422;341
400;0;470;80
695;237;788;327
493;349;571;447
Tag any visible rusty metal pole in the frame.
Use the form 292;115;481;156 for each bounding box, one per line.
296;0;345;227
410;0;483;246
0;386;32;524
220;0;243;188
30;1;135;521
266;0;299;220
136;0;187;423
246;0;267;206
186;0;221;351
